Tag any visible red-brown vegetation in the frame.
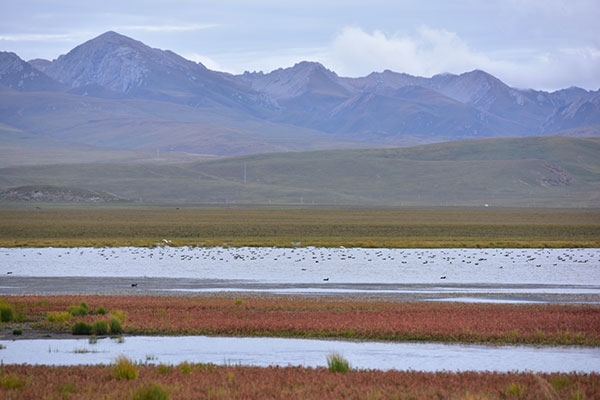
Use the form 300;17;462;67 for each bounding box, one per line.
7;296;600;345
0;364;598;399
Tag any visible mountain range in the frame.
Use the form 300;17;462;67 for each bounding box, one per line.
1;31;599;165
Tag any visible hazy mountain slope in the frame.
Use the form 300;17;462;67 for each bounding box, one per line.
0;123;213;167
1;137;597;207
0;52;65;92
541;92;600;133
0;90;374;158
320;86;519;139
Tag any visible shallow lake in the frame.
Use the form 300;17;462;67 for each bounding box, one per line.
1;336;598;373
2;247;598;284
1;247;598;299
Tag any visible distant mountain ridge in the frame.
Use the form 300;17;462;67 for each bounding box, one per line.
0;31;598;163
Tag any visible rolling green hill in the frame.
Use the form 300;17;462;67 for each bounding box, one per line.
0;137;598;208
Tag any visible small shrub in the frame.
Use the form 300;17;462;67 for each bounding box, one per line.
94;306;107;315
89;335;98;344
113;355;138;380
57;383;77;395
131;383;169;400
47;311;72;323
178;361;193;375
507;382;524;397
14;311;26;323
326;352;351;373
0;374;25;389
552;376;571;390
234;300;243;306
109;317;123;334
0;304;14;322
92;320;108;335
111;309;126;323
12;328;22;335
71;321;93;335
67;302;89;317
157;364;173;375
572;389;586;400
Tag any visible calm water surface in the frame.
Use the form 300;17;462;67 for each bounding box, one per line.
1;336;598;373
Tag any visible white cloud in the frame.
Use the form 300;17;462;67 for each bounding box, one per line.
328;26;600;91
116;24;218;33
185;54;225;72
0;33;73;41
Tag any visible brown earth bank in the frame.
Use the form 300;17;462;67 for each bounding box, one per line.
2;296;599;346
0;363;598;399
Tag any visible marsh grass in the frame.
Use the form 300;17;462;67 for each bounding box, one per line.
157;364;173;375
131;383;169;400
113;355;138;380
67;302;88;317
0;304;14;322
92;320;108;335
177;361;193;375
109;317;123;334
0;374;25;389
71;321;92;335
47;311;71;323
326;352;351;373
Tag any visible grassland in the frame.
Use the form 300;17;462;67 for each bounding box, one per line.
0;363;598;399
1;136;599;207
7;296;600;346
0;208;598;248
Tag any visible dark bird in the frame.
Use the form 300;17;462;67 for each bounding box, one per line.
440;276;446;280
323;278;329;281
6;272;12;274
131;283;138;287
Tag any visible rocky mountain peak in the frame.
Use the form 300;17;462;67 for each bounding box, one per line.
0;51;63;91
27;58;52;72
44;31;204;93
240;60;347;100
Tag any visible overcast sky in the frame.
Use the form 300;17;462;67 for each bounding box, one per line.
1;0;598;91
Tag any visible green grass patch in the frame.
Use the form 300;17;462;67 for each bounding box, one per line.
0;304;14;322
326;352;351;373
113;355;138;380
131;383;169;400
71;321;93;335
92;320;108;335
0;374;25;389
109;317;123;334
47;311;72;323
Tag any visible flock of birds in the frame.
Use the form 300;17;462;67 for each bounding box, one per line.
3;246;598;287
